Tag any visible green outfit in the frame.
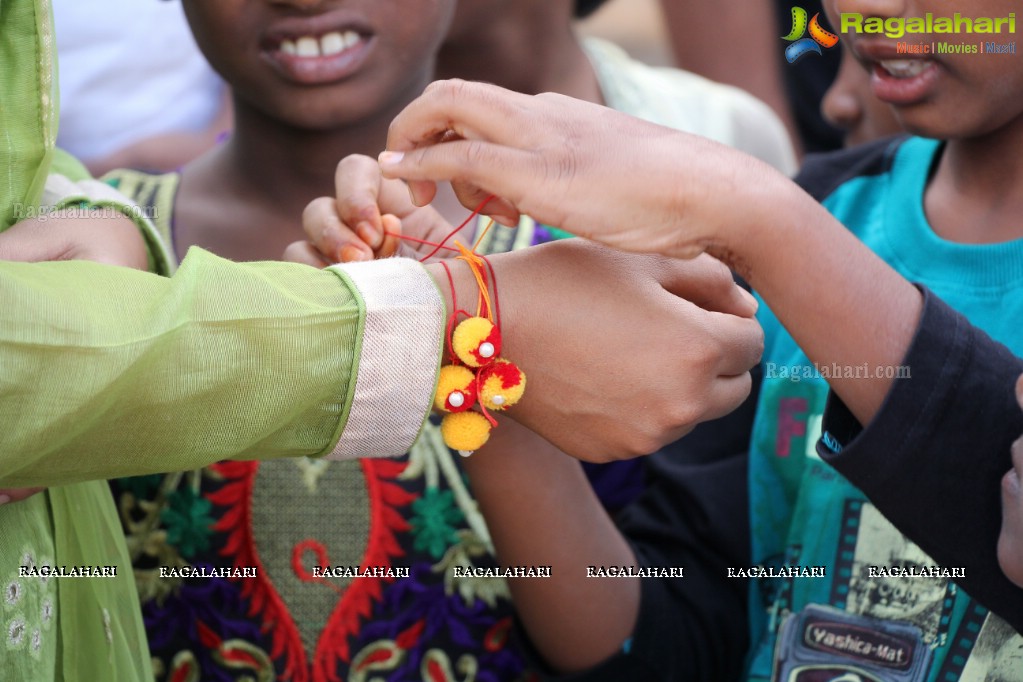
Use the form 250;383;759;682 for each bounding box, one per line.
0;3;444;679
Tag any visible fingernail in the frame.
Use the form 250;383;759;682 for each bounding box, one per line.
492;214;518;227
740;287;759;312
0;494;10;505
356;222;380;248
407;184;420;206
379;151;404;166
341;245;369;262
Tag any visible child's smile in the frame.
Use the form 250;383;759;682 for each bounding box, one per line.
852;39;942;106
183;0;455;130
261;10;374;86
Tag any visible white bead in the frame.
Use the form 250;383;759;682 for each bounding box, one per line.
458;450;474;458
491;395;506;406
448;391;465;408
479;342;495;358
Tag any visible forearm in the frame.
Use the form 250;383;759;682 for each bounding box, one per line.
712;176;922;425
1;250;443;485
461;420;639;673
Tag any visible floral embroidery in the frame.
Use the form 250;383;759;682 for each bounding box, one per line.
38;556;53;586
114;436;528;682
4;581;21;607
161;487;214;558
19;551;35;572
40;598;53;629
410;489;465;560
8;617;26;649
30;628;41;657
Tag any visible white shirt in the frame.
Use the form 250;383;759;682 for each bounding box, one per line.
53;0;225;161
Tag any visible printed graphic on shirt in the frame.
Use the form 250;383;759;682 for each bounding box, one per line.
773;604;931;682
842;503;954;646
958;616;1023;682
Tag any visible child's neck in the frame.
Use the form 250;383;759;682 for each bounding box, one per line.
174;95;405;262
926;126;1023;245
437;6;603;104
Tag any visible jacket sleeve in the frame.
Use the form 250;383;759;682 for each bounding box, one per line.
818;286;1023;633
0;250;443;486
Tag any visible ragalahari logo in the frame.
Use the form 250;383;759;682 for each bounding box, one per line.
783;7;840;63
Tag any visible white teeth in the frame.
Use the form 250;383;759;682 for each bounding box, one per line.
320;31;344;56
283;31;361;58
296;36;320;57
879;59;929;78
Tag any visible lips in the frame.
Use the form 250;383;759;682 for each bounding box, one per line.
848;39;943;106
261;12;375;86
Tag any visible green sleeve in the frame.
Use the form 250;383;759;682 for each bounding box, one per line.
0;249;369;486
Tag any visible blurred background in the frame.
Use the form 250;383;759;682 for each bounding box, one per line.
578;0;673;67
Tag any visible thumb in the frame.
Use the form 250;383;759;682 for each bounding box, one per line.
659;254;758;318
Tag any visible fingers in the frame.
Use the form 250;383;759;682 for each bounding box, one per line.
665;299;763;377
704;311;765;377
282;241;332;268
702;373;755;421
658;254;758;318
334;155;385;248
385;79;536;154
380;140;532;221
378;214;403;258
0;487;45;505
302;197;373;262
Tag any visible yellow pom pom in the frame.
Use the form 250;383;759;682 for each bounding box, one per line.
440;411;491;455
434;365;477;413
452;317;501;368
479;360;526;411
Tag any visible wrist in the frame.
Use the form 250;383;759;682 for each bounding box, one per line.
704;166;809;282
424;259;477;358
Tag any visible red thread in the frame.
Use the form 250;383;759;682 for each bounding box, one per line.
414;195;496;262
438;261;459;365
482;256;501;333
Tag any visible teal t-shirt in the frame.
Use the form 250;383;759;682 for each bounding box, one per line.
746;137;1023;681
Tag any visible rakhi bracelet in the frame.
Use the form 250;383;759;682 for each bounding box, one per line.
433;244;526;457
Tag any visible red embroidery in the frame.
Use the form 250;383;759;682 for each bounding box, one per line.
207;458;414;682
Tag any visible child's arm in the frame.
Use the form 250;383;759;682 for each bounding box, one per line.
462;418;751;680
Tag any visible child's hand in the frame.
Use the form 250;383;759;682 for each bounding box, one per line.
0;212;150;270
445;240;763;461
284;154;463;266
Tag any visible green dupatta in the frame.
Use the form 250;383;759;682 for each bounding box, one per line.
1;1;152;679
